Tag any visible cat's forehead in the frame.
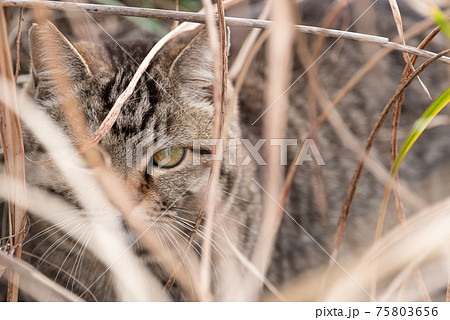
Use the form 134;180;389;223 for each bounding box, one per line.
29;23;217;153
91;38;214;144
100;61;212;141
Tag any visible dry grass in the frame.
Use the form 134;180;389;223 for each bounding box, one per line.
0;6;27;302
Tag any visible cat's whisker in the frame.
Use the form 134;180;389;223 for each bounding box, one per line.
34;232;74;270
164;222;202;257
29;218;80;254
172;219;228;262
172;207;256;234
153;226;175;270
160;224;198;282
34;222;87;270
21;250;99;302
68;231;92;293
68;232;86;291
158;225;197;298
173;216;224;240
24;215;79;246
223;190;251;203
173;215;230;243
165;223;220;283
164;223;205;264
27;210;82;230
54;226;90;283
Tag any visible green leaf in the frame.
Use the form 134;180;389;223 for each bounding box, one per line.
179;0;202;11
91;0;168;37
393;87;450;174
432;7;450;39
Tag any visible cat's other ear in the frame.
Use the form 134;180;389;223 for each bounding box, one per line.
29;22;92;88
169;28;231;103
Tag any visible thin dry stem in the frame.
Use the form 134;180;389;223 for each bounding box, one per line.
275;194;450;301
21;250;99;302
171;0;179;29
300;0;352;226
249;0;294;299
192;0;228;301
447;273;450;302
164;0;232;300
0;251;81;301
14;8;23;83
2;0;450;64
389;0;431;99
270;8;439;228
0;7;27;302
12;6;191;298
332;48;450;258
312;14;441;134
228;0;270;80
374;26;442;301
1;79;170;301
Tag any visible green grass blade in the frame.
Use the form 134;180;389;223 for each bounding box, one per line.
393;87;450;174
91;0;168;37
432;6;450;39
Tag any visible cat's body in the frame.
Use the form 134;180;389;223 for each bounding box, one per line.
2;0;450;301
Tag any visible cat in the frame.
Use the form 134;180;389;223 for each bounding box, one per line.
19;18;262;302
2;0;450;301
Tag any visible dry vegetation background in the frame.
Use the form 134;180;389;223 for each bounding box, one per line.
0;0;450;302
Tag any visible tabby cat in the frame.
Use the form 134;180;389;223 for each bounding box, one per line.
2;0;450;301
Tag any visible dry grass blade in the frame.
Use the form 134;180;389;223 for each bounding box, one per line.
0;251;81;301
361;197;450;302
302;0;353;226
164;0;247;299
228;30;270;123
164;0;232;300
447;274;450;302
280;4;440;229
220;224;286;301
332;48;450;258
370;26;443;300
171;0;179;30
2;0;450;64
389;26;442;223
313;15;443;135
388;0;407;65
191;0;227;301
21;250;99;302
311;0;349;58
248;0;294;299
388;0;431;99
4;6;184;297
277;194;450;301
0;7;27;302
14;8;23;83
229;0;270;80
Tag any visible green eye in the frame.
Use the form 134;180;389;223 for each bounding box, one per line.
152;147;186;169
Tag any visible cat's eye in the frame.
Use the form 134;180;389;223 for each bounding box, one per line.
152;147;186;169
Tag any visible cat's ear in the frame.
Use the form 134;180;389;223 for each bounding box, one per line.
29;22;92;87
169;28;230;103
